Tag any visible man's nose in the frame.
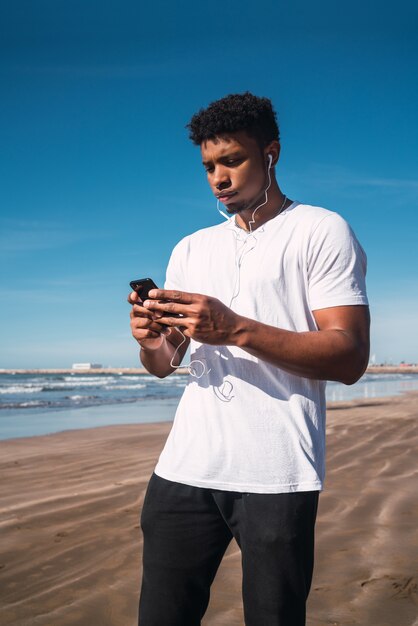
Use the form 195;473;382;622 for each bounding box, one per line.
213;166;231;190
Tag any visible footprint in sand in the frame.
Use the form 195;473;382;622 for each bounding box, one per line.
361;575;418;601
391;576;418;599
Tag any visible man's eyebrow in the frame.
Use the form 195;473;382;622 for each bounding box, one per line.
202;151;244;165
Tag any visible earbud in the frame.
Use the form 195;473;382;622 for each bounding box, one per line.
267;153;273;168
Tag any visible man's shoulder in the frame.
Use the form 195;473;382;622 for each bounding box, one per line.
290;202;338;223
288;202;353;236
189;220;229;238
173;221;229;250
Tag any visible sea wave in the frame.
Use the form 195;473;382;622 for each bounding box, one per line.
66;394;100;401
2;371;416;415
17;400;45;408
0;385;43;394
62;376;118;383
103;384;146;390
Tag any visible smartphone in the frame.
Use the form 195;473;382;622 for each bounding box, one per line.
129;278;159;302
129;278;183;318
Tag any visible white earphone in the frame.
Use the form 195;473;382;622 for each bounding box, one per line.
169;149;282;395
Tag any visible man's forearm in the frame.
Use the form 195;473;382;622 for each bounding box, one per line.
233;316;369;385
140;330;187;378
142;291;370;384
140;340;175;378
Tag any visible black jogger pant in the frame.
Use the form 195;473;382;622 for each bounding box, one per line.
138;473;319;626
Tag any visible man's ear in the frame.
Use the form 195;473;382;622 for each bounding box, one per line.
264;141;280;167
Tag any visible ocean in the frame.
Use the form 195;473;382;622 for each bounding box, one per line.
1;371;418;440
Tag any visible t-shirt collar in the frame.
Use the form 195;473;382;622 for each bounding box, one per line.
223;201;298;236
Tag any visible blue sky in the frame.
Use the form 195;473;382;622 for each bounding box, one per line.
1;1;417;368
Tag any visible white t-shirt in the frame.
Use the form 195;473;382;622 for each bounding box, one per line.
154;202;368;493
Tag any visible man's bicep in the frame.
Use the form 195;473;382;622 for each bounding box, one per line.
312;305;370;347
309;305;370;384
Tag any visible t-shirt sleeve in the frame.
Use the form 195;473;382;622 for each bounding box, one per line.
307;213;368;310
164;236;189;291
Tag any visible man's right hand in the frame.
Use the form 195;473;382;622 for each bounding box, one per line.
128;291;170;351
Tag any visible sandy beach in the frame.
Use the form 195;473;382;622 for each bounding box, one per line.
1;393;417;625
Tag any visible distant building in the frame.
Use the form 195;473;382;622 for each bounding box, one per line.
71;363;102;370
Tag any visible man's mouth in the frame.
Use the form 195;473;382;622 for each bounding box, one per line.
216;191;238;203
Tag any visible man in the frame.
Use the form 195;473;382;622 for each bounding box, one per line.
129;92;370;626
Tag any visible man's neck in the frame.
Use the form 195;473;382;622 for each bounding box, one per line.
235;189;289;232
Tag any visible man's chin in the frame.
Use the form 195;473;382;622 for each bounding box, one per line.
222;194;265;216
223;202;245;215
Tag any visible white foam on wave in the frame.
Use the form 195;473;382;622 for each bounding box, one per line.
40;379;115;390
63;375;116;383
104;384;146;391
0;385;43;394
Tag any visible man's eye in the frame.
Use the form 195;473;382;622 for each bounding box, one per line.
204;166;214;173
226;159;241;166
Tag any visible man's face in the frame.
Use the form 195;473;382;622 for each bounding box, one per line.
200;131;268;215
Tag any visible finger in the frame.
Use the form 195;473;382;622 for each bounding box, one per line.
127;291;141;305
131;303;154;318
148;289;196;304
135;309;167;326
133;328;162;340
131;316;168;333
157;315;191;328
143;299;188;315
132;325;169;340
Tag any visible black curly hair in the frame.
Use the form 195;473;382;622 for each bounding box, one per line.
187;92;279;148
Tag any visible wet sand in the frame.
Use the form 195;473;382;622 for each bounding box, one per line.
1;393;417;625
